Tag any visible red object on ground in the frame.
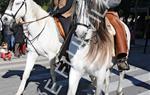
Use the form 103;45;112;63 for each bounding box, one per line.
14;43;27;57
1;52;12;60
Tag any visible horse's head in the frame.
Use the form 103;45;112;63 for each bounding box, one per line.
2;10;14;26
2;0;29;25
75;0;94;40
75;0;113;40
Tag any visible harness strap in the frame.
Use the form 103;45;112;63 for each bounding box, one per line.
19;14;50;25
54;17;66;39
23;22;47;56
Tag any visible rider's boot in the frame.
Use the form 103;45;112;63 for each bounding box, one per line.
116;56;130;71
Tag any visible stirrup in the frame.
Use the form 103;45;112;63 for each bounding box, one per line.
116;57;130;71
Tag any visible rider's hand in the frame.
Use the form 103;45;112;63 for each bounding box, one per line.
49;9;59;17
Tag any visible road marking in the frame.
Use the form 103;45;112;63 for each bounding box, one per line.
109;73;150;92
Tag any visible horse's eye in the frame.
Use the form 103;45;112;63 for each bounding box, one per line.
16;2;21;5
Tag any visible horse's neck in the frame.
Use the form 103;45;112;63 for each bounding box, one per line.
25;0;48;20
24;1;51;37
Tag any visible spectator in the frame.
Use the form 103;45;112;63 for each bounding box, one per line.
11;23;25;57
0;14;3;44
1;24;15;51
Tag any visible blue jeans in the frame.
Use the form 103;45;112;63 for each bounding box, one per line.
3;32;15;50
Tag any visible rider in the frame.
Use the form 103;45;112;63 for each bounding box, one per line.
106;0;129;71
48;0;76;73
49;0;75;61
50;0;75;35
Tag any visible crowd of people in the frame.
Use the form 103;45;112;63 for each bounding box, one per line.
0;14;26;60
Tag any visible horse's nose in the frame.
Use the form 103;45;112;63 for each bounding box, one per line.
3;17;8;22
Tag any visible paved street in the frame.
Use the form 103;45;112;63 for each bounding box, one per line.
0;39;150;95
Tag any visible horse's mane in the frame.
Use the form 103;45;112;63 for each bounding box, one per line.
86;0;113;64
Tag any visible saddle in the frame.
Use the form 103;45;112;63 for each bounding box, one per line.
105;11;128;58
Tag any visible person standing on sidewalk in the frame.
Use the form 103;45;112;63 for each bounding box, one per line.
0;14;3;44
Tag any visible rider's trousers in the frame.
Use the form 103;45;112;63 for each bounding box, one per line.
106;11;128;59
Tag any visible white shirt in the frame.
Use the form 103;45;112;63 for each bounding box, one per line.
0;20;3;31
0;14;2;31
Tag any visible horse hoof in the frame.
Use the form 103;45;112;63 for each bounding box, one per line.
117;91;124;95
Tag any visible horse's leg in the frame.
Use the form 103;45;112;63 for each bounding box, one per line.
105;69;110;95
16;52;38;95
49;57;56;89
95;69;106;95
117;71;125;95
67;67;82;95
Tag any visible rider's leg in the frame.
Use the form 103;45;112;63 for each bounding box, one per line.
106;11;129;71
57;15;72;56
55;16;72;72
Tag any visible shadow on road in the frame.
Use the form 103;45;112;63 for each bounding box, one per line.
112;69;150;90
2;64;93;95
2;65;58;95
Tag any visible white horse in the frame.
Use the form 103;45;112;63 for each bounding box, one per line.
67;0;130;95
2;0;64;95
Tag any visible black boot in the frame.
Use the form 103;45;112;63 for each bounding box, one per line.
116;57;130;71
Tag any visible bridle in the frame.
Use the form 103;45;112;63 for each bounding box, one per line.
3;0;48;55
76;0;91;29
76;22;90;29
4;0;27;20
74;0;100;46
74;0;92;40
4;0;50;24
13;0;27;19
